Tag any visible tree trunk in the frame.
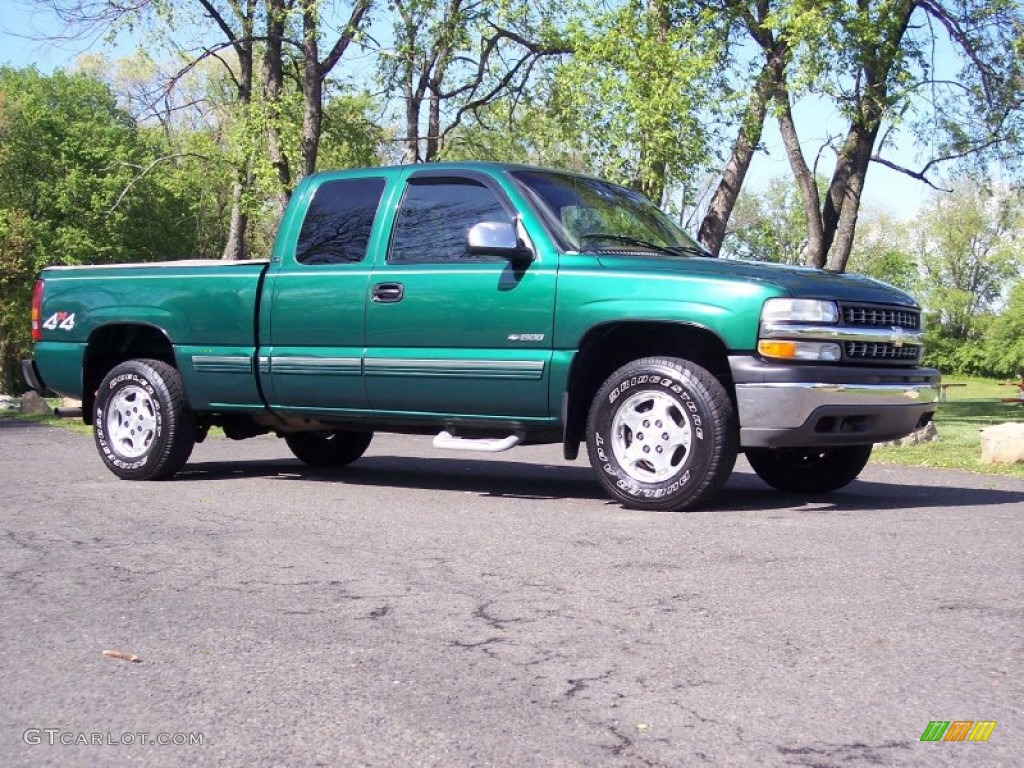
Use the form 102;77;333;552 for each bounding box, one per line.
222;173;250;260
637;158;667;207
776;83;826;267
220;3;254;260
263;0;291;220
426;90;442;161
824;122;879;272
698;46;786;255
301;1;322;178
404;85;421;163
301;0;372;176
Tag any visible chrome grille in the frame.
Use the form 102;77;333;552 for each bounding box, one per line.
842;304;920;329
844;341;922;362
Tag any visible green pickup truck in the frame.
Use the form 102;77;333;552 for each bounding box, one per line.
23;162;939;510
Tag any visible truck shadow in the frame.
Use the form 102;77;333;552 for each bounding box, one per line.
176;454;1024;513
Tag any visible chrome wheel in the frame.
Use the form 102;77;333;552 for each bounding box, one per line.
586;357;737;511
104;384;158;459
94;359;196;480
610;390;692;483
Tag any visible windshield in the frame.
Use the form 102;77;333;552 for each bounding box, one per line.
509;169;710;257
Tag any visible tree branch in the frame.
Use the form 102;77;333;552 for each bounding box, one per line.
106;153;212;216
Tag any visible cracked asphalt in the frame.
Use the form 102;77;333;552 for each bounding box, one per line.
1;417;1022;767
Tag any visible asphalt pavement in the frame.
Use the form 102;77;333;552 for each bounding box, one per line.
1;418;1021;767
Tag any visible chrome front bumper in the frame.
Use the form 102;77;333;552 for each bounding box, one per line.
729;356;940;448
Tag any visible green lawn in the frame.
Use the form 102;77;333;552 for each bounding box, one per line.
4;378;1023;478
872;377;1024;478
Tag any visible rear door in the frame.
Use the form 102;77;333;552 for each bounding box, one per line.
363;170;556;417
263;173;388;412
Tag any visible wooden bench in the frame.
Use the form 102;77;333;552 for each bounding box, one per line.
938;383;966;402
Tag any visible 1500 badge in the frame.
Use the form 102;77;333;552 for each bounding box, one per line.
42;311;75;331
507;333;545;342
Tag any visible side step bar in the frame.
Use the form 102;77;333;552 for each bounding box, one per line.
432;431;521;453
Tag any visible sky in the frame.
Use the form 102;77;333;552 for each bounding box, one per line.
0;0;934;220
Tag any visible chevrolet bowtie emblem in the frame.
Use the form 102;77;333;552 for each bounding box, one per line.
890;326;905;347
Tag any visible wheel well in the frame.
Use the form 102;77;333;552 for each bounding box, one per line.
563;322;733;458
82;325;176;425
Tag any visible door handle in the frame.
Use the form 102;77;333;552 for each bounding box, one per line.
371;282;404;303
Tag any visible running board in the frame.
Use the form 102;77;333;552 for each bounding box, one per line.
432;431;521;453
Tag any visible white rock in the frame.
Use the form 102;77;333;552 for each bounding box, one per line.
979;422;1024;464
0;395;18;411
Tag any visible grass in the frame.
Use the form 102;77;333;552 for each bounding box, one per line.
872;377;1024;479
3;378;1023;478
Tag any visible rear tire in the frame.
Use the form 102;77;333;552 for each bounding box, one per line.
585;357;737;511
285;430;373;467
94;359;196;480
745;445;873;493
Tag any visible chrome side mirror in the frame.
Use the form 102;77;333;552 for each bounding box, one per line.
467;221;534;262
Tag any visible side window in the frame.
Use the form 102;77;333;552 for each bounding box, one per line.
388;178;512;263
296;177;386;265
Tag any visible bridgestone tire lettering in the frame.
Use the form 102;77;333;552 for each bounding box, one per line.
93;359;196;481
585;356;737;512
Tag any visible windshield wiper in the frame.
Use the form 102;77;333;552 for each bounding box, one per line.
579;232;708;258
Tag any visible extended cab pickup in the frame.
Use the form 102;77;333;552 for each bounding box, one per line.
23;162;940;510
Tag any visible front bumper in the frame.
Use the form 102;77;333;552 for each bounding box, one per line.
729;356;940;448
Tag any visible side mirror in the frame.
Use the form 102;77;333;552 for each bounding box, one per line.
467;221;534;263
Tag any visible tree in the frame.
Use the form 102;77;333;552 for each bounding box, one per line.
982;279;1024;378
0;67;196;392
721;176;808;263
774;0;1024;272
697;0;791;255
38;0;375;255
915;182;1021;340
380;0;568;164
845;207;918;293
552;0;728;204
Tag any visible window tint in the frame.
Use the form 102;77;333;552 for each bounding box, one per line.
388;178;512;263
296;177;386;265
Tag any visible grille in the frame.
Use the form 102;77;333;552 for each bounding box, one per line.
845;341;921;362
842;305;920;329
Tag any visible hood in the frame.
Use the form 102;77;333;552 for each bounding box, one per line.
592;253;918;307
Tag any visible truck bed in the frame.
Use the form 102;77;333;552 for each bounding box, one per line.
33;259;270;406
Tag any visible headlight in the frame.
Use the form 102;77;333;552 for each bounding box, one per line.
762;298;839;324
758;340;842;362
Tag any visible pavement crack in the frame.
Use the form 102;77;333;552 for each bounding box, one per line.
777;740;913;766
473;600;527;631
563;670;614;700
451;636;506;650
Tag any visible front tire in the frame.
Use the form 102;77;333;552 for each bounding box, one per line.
586;357;737;511
745;445;873;493
285;430;373;467
94;359;196;480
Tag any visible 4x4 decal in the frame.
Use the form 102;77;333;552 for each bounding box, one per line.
42;311;75;331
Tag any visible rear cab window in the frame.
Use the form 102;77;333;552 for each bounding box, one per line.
296;177;387;265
